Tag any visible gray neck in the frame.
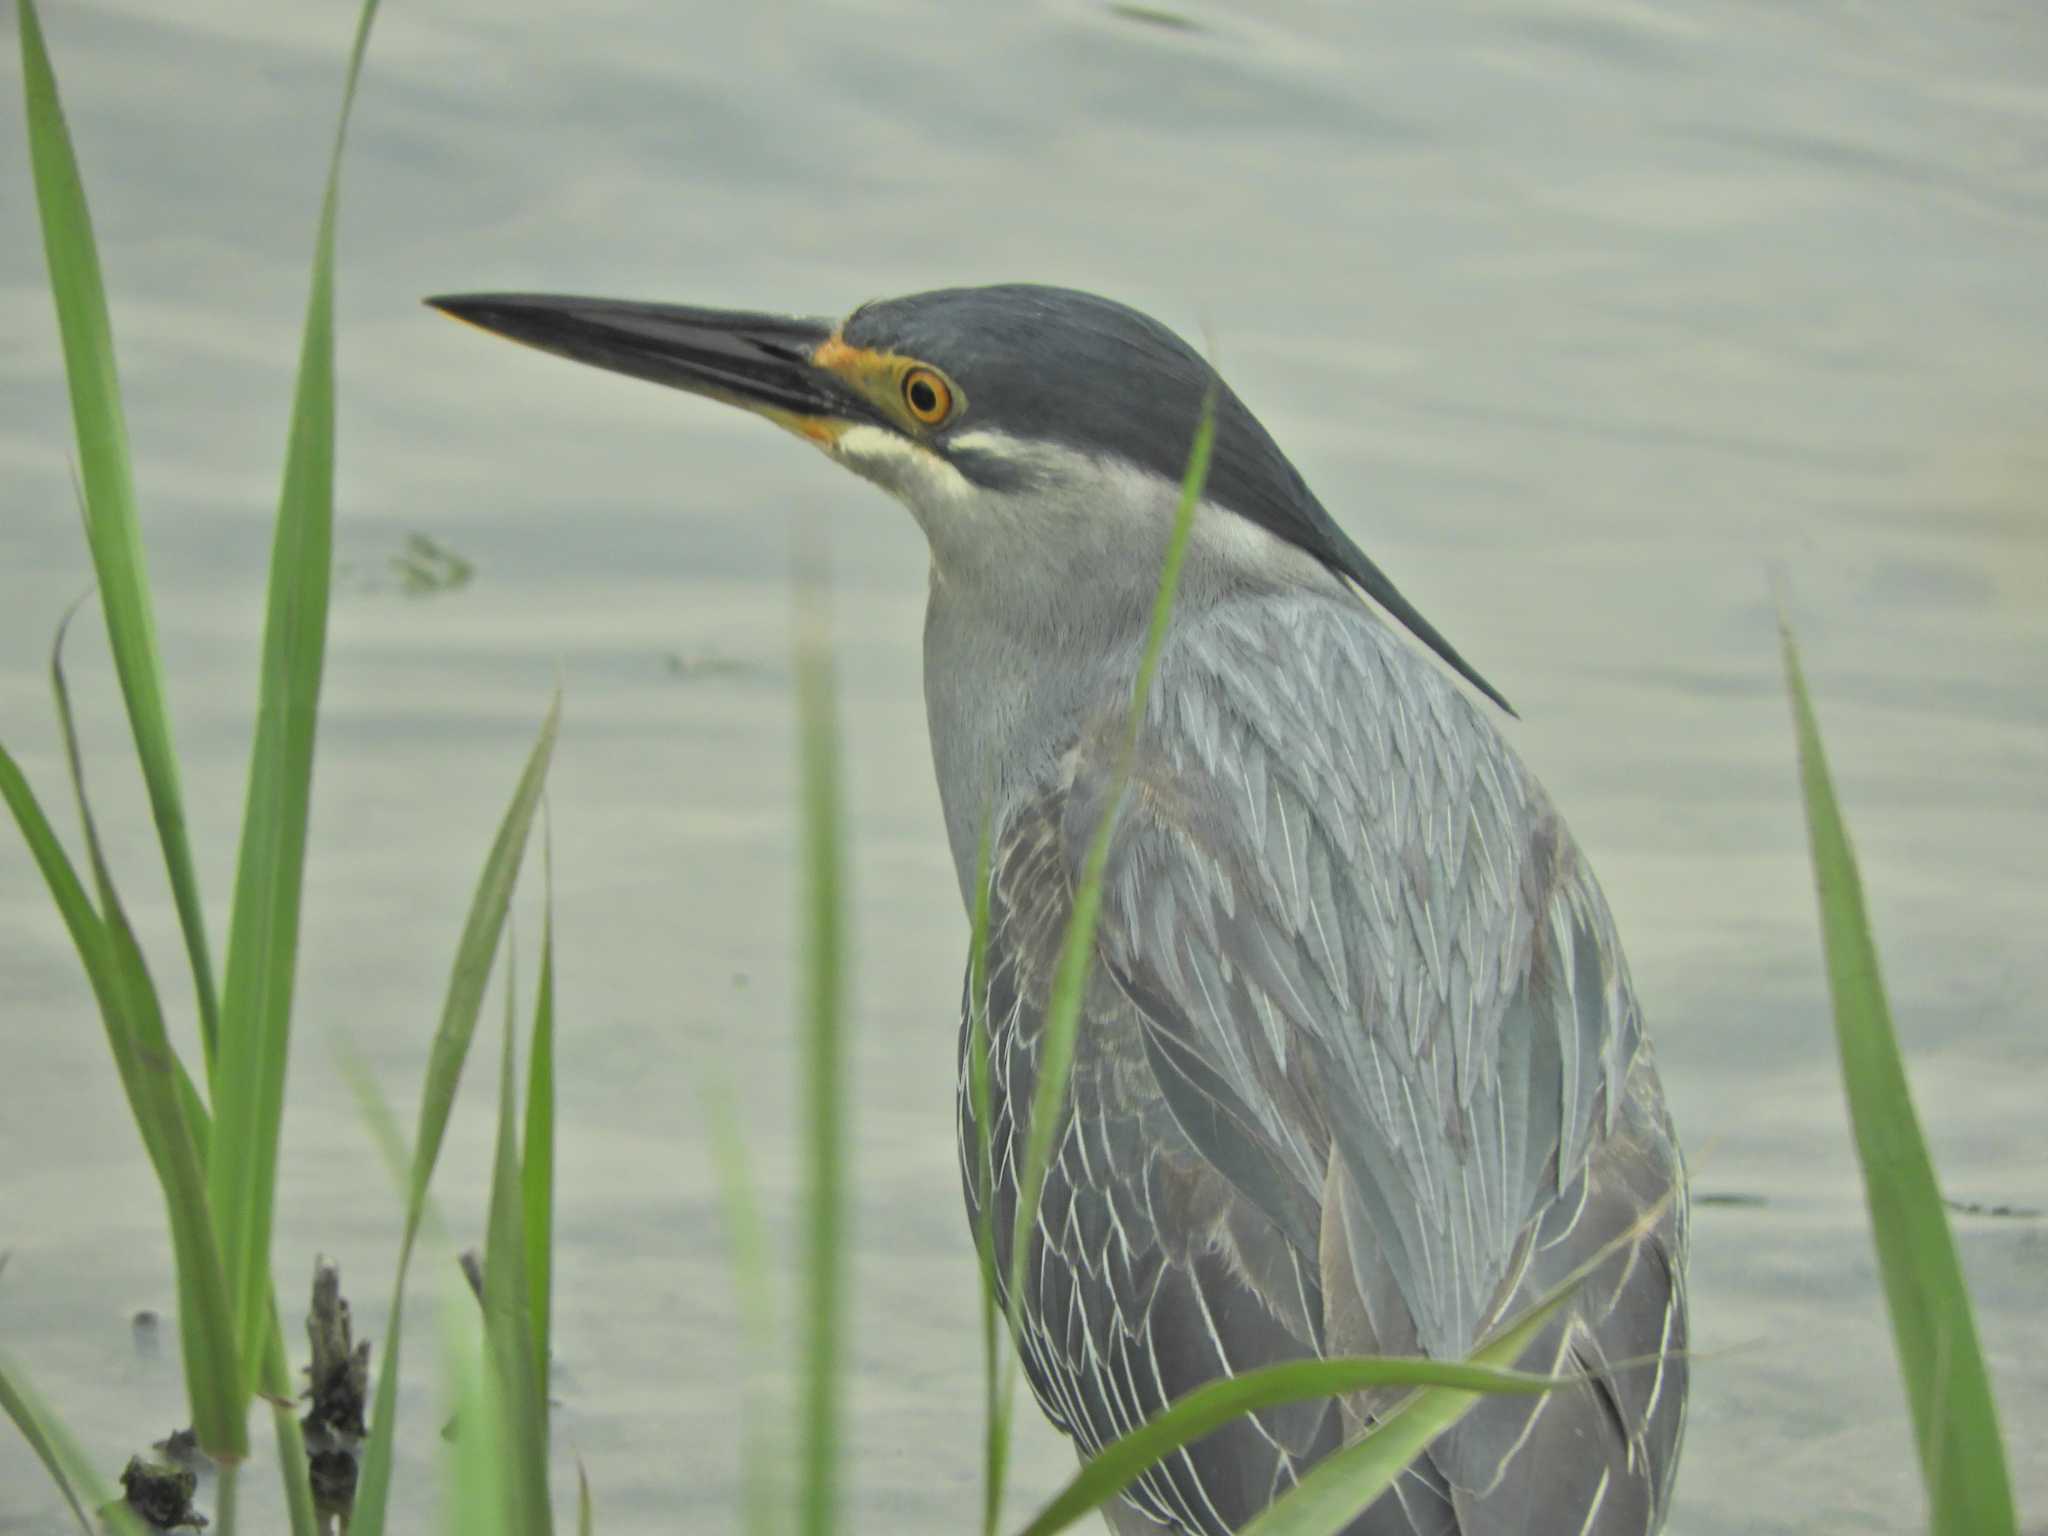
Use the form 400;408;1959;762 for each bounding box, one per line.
922;550;1146;908
916;468;1345;911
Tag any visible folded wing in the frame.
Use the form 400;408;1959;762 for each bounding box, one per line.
959;594;1687;1534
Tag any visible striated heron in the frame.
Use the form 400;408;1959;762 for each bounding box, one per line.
430;283;1688;1536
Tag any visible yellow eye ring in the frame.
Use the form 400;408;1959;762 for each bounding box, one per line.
901;366;954;426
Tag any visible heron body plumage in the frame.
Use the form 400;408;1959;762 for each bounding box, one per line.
431;280;1689;1535
951;586;1687;1535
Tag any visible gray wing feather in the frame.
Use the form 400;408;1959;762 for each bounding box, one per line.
960;799;1342;1533
959;593;1686;1533
1085;596;1621;1354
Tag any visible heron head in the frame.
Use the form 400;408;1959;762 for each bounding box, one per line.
429;282;1510;713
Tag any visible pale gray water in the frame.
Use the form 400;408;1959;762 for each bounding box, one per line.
2;2;2044;1532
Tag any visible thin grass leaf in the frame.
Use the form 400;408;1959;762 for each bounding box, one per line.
966;803;1012;1536
259;1303;322;1536
0;730;213;1155
48;635;245;1462
214;1459;245;1534
442;1281;514;1536
17;0;221;1068
1780;626;2015;1536
332;1047;453;1529
5;590;218;1184
336;1039;434;1217
483;954;552;1536
703;1078;782;1536
406;693;560;1249
1005;393;1217;1341
522;816;557;1423
1015;1351;1565;1536
577;1460;594;1536
209;0;387;1391
0;1349;145;1536
792;614;847;1536
1237;1292;1569;1536
351;694;560;1536
0;741;111;1007
0;1352;95;1535
354;1317;410;1536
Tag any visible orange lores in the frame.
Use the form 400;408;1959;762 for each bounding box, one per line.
811;332;902;390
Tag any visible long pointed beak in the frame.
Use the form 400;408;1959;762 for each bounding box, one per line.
426;293;870;438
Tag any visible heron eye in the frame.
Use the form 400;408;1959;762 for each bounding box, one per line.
901;366;953;426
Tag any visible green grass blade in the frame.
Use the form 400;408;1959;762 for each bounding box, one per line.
0;1349;144;1536
334;1043;420;1536
703;1077;782;1536
1237;1294;1568;1536
793;617;848;1536
335;1039;435;1219
0;1352;95;1535
1015;1350;1565;1536
442;1283;514;1536
16;0;221;1068
1780;627;2015;1536
966;804;1013;1536
577;1461;594;1536
0;741;111;998
404;691;559;1254
260;1305;322;1536
353;1319;409;1536
484;955;553;1536
0;604;215;1175
209;0;387;1391
1005;394;1216;1339
350;694;560;1536
48;639;245;1463
521;818;557;1424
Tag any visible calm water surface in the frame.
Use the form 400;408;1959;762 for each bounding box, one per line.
2;2;2044;1531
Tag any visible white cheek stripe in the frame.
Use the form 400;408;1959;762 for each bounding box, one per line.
831;423;1331;595
832;423;978;505
949;432;1319;580
947;427;1038;458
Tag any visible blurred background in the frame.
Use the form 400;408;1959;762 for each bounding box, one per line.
1;1;2043;1531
